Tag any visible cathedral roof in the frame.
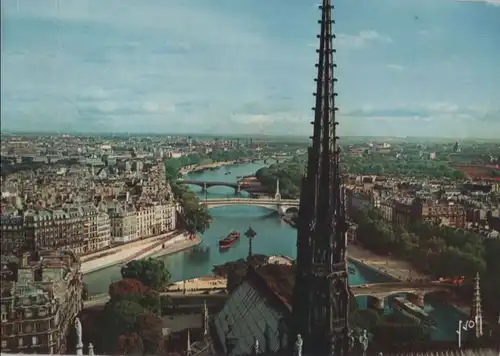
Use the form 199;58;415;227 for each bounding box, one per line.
211;265;294;356
247;263;295;310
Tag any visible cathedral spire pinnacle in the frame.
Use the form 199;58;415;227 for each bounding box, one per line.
292;0;350;354
471;272;483;338
186;329;192;356
202;300;209;339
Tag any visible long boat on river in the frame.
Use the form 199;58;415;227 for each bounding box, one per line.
391;296;436;327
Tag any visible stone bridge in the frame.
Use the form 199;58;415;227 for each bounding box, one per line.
202;197;300;214
351;281;456;308
176;179;240;190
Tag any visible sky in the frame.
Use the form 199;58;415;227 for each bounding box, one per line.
1;0;499;137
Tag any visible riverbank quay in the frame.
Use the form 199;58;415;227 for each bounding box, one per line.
83;275;227;308
348;243;427;282
147;235;201;259
80;233;168;263
180;161;236;175
347;244;475;318
81;230;184;274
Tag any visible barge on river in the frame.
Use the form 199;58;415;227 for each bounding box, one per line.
219;231;240;250
391;296;436;327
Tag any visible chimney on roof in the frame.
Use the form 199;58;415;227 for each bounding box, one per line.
20;252;30;268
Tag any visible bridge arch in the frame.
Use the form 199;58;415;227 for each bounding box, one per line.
176;180;238;189
206;203;279;213
202;198;300;214
284;207;299;214
351;282;457;307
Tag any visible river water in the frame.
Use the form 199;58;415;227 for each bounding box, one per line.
83;162;464;340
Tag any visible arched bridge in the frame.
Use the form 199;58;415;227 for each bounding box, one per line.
202;197;300;214
351;281;457;299
176;179;239;190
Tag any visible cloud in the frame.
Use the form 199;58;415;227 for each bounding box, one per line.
336;31;393;50
456;0;500;7
1;0;498;137
386;64;405;71
341;102;492;121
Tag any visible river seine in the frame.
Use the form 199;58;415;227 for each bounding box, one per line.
83;161;464;340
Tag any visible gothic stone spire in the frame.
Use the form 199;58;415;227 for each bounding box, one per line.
292;0;350;354
471;272;483;338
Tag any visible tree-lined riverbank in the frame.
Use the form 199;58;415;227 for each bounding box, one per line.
83;160;469;341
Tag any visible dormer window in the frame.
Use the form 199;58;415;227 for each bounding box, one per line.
38;308;47;317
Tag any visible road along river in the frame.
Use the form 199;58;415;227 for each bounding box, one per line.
83;161;464;340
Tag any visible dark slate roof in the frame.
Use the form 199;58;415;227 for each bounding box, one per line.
212;265;293;356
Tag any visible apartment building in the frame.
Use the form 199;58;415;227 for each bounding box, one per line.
0;215;25;253
96;212;111;249
62;203;112;253
391;197;466;228
109;201;176;244
0;210;85;255
0;250;83;354
109;204;138;244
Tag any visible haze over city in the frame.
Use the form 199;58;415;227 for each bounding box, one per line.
1;0;499;137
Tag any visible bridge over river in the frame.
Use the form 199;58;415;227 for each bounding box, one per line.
177;179;240;190
202;197;299;214
84;279;456;309
350;281;457;309
350;281;456;299
175;178;274;195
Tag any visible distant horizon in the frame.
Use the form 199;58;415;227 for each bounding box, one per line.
1;0;498;137
2;129;500;143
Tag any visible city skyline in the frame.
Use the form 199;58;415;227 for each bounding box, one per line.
1;0;499;137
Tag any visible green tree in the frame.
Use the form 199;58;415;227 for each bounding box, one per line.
164;158;182;181
136;313;164;355
102;300;146;351
116;333;144;355
108;279;161;314
121;259;171;290
349;308;381;331
371;323;431;347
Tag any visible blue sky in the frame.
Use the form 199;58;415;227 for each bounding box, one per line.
1;0;499;137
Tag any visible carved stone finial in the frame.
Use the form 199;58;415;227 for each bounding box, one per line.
186;329;192;356
75;317;83;356
295;334;303;356
252;336;260;355
202;300;209;337
358;329;369;356
88;342;94;356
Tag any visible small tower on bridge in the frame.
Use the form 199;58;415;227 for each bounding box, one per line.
275;178;281;201
470;272;483;339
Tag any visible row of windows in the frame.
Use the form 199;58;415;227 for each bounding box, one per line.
1;334;50;348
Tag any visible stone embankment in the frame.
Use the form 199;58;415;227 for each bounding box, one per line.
81;230;184;274
84;274;225;308
147;235;201;259
348;243;427;282
281;214;297;228
180;161;236;175
80;234;165;263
